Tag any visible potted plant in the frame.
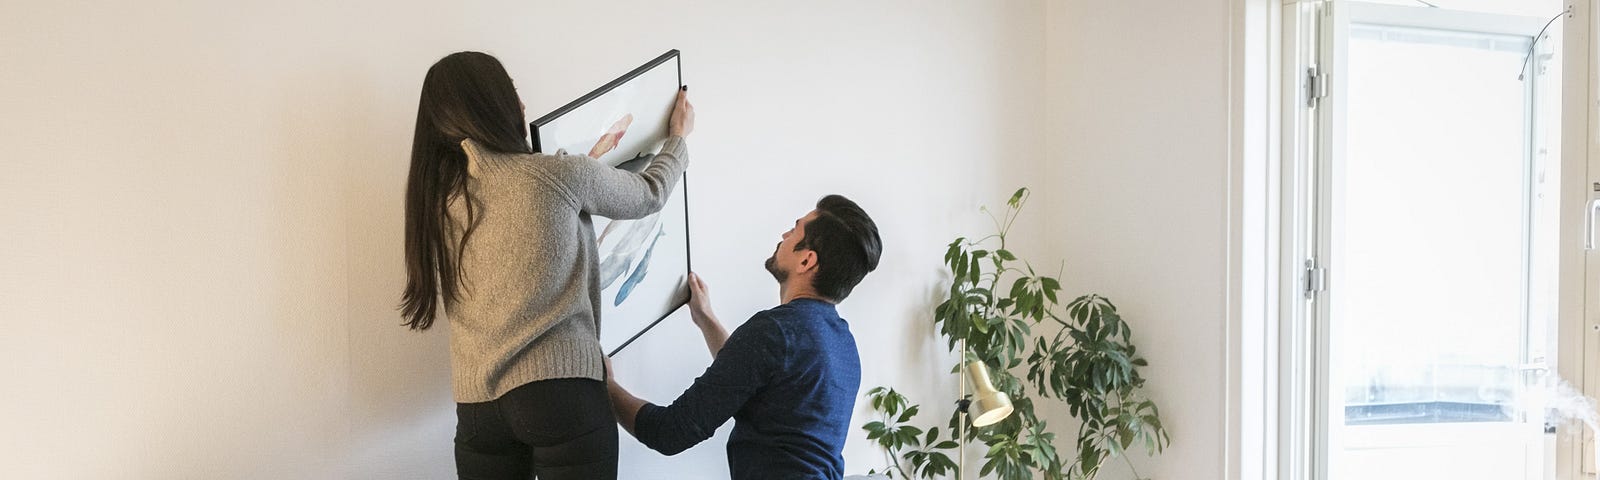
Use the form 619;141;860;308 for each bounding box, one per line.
863;188;1169;480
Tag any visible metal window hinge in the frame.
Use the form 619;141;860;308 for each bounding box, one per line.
1303;259;1327;298
1306;66;1329;108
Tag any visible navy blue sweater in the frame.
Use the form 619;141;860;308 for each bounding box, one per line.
634;298;862;479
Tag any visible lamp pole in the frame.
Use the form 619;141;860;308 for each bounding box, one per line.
958;338;968;480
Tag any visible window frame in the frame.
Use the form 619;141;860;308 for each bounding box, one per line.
1273;2;1591;480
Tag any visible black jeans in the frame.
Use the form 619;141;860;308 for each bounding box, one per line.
455;378;618;480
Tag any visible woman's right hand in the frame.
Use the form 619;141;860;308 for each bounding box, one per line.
669;88;694;137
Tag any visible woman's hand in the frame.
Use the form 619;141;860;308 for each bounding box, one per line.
669;88;694;137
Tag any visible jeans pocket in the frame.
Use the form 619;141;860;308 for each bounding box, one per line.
455;402;484;445
503;379;610;445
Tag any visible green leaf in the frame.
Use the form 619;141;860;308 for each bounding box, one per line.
996;249;1017;261
898;405;920;423
864;421;886;440
969;255;982;284
1008;187;1028;207
1080;445;1100;475
929;453;957;475
901;425;923;437
955;252;969;283
1040;276;1060;291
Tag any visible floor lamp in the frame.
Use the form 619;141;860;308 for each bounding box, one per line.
957;339;1014;480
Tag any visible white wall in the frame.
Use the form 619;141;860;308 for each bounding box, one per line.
1043;0;1233;479
0;0;1047;478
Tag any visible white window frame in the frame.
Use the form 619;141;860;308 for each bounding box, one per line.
1573;0;1600;477
1242;1;1598;480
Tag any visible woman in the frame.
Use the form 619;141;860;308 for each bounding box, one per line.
399;51;693;480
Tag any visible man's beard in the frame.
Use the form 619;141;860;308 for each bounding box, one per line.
764;255;788;283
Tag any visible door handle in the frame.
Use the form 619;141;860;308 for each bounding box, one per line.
1587;198;1600;250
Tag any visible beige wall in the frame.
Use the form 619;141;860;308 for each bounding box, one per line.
1043;0;1234;478
0;0;1049;478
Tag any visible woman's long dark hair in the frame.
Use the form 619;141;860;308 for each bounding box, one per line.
401;51;532;330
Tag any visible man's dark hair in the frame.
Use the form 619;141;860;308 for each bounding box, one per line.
795;195;882;302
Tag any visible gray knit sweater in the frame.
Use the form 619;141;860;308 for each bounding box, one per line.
446;136;687;403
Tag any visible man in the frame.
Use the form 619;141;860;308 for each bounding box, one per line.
605;195;883;480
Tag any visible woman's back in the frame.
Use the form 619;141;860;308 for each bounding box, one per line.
445;138;687;403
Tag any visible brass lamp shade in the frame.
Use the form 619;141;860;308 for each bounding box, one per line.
965;361;1015;427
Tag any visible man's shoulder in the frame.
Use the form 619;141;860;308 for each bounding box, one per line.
738;307;788;334
743;302;824;335
745;301;854;346
732;304;816;349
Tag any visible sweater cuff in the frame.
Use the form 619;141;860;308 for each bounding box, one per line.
659;136;686;162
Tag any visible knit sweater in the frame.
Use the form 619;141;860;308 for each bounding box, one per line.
445;136;687;403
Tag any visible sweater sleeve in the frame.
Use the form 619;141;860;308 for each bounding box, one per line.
547;136;688;220
633;313;786;455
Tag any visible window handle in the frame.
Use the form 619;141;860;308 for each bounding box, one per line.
1588;198;1600;250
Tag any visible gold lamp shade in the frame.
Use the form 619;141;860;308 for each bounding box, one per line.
965;360;1015;427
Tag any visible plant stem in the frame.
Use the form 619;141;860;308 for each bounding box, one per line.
966;234;1002;246
1122;453;1146;480
880;411;913;479
1087;452;1107;480
1001;195;1024;236
889;444;911;478
985;208;1005;235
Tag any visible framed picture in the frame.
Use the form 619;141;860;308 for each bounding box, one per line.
530;50;689;356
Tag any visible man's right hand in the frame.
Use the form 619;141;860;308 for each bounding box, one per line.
686;272;730;357
687;272;717;326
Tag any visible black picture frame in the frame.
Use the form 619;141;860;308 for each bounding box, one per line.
528;50;691;357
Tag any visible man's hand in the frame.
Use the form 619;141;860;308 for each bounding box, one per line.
687;272;717;326
668;88;694;137
604;355;646;436
686;272;729;357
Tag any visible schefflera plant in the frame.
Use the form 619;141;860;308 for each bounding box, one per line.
864;188;1170;480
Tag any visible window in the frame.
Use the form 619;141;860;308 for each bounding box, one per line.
1281;1;1579;479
